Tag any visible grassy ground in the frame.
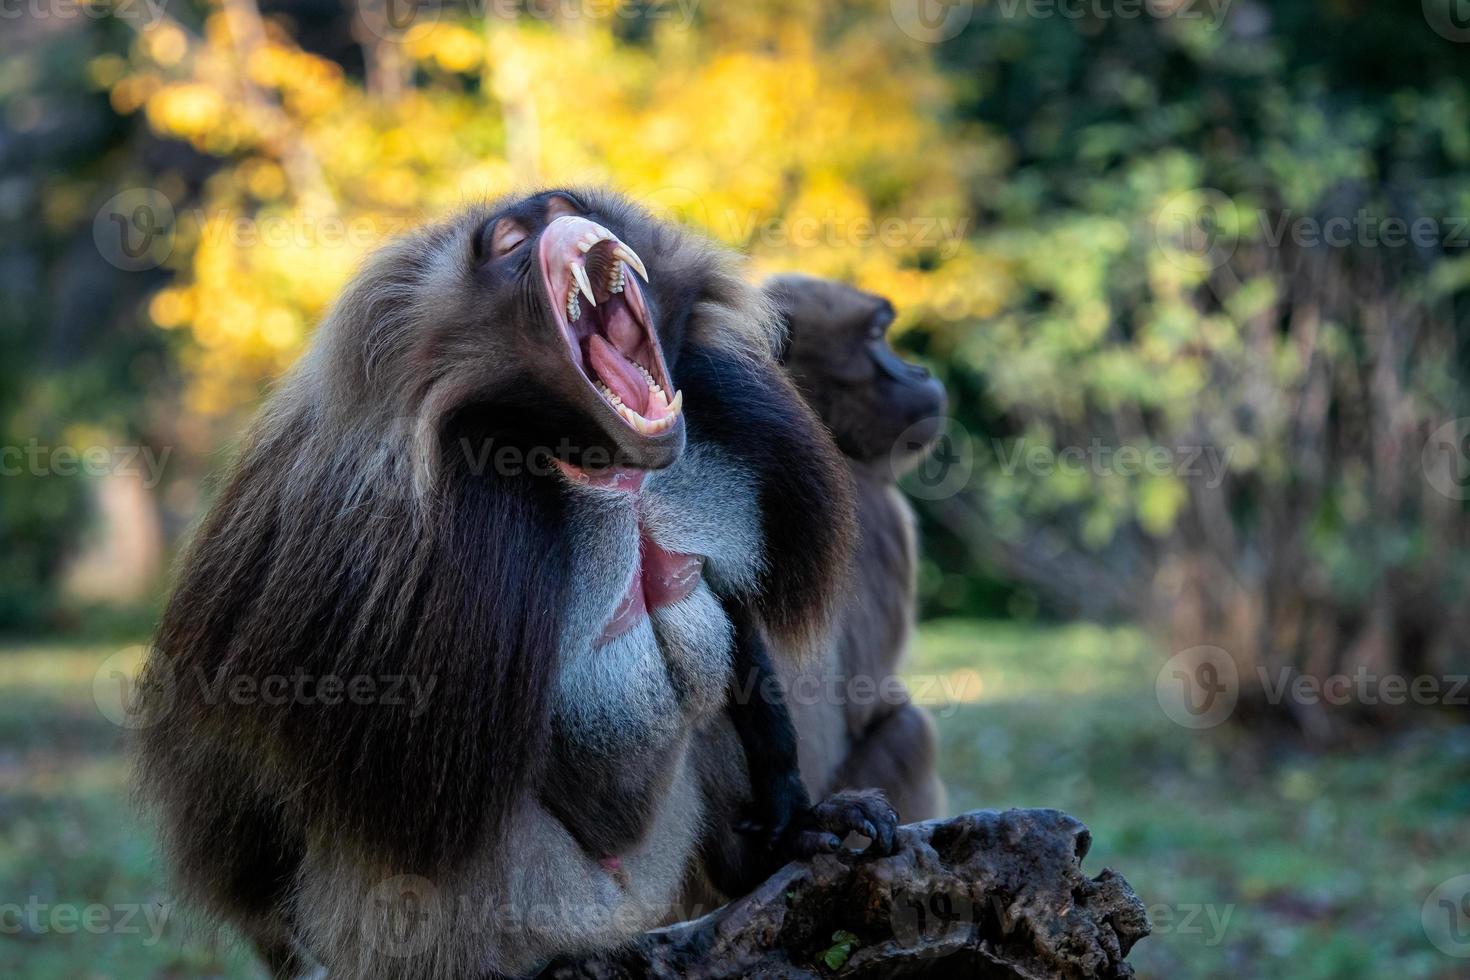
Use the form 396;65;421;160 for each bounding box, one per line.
1;624;1467;978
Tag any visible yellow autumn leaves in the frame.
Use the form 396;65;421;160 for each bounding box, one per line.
104;1;1006;418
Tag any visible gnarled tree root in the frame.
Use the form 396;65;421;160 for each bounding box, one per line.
540;808;1150;979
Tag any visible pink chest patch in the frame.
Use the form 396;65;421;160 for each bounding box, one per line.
598;533;704;646
553;458;704;646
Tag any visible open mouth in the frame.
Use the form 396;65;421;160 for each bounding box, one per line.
540;216;682;438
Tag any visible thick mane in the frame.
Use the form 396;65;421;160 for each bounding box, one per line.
678;347;857;656
137;226;573;905
133;191;849;946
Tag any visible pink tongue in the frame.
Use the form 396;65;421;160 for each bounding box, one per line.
589;335;648;413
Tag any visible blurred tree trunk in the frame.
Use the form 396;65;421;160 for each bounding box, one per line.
1155;202;1470;741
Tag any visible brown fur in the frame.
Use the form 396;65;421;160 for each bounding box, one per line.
133;192;854;977
684;275;950;908
766;274;946;819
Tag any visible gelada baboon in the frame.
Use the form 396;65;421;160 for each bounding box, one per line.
686;274;948;906
134;191;892;978
770;274;949;821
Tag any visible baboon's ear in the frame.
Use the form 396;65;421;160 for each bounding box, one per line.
761;275;808;364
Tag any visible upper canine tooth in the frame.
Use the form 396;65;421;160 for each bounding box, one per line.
571;263;597;306
612;245;648;282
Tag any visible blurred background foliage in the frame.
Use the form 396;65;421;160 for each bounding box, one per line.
3;0;1470;976
6;0;1469;735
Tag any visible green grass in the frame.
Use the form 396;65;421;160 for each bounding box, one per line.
1;625;1467;978
916;620;1470;979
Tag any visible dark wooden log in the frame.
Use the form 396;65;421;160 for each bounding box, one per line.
540;808;1150;979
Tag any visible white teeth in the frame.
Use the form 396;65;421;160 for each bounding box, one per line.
609;263;625;295
571;262;597;307
567;285;580;322
612;245;648;282
597;383;684;434
633;363;664;394
614;403;675;435
577;226;615;253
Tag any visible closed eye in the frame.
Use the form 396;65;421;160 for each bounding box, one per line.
480;216;530;261
494;221;528;257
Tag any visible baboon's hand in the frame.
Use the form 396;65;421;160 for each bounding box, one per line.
785;789;899;859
